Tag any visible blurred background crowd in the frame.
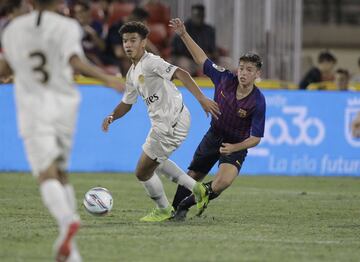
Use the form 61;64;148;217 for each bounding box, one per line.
1;0;360;91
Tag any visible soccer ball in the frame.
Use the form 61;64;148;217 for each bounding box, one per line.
83;187;113;216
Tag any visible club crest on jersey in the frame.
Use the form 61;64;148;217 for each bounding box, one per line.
212;63;225;72
138;74;145;84
238;108;247;118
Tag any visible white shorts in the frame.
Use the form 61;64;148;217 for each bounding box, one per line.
142;106;191;163
23;133;72;177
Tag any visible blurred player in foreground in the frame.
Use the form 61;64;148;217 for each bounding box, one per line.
102;21;220;222
0;0;122;260
169;18;266;220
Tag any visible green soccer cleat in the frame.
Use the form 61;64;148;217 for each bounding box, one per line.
192;182;209;216
140;206;174;222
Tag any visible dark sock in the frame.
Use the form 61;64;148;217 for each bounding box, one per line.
178;181;221;211
178;194;196;210
172;185;192;210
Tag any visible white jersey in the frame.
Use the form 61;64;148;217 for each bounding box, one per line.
122;52;183;134
1;11;84;137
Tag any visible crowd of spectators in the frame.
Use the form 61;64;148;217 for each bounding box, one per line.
300;50;359;91
0;0;224;78
0;0;360;91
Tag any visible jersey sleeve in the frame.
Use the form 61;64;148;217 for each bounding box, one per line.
203;58;226;86
121;76;138;105
62;20;85;63
250;93;266;137
145;55;178;80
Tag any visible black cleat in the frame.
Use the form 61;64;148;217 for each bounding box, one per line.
172;208;188;221
172;201;189;221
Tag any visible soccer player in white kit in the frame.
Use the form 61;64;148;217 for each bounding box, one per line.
102;21;220;222
0;0;122;261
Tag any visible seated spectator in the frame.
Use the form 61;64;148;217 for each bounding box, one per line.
299;51;337;90
307;68;357;91
171;4;217;75
0;0;29;36
74;1;105;67
57;0;71;16
85;0;112;39
334;68;353;91
93;0;112;24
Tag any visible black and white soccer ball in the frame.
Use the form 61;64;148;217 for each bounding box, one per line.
83;187;113;216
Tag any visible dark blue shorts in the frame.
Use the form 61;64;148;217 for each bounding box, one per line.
188;128;247;174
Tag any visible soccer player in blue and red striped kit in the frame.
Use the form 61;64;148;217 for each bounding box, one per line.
169;18;266;220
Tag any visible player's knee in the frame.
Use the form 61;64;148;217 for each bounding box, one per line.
37;168;60;184
37;174;47;184
135;169;152;181
58;170;68;185
188;170;205;181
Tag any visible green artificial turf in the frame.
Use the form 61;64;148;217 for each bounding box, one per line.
0;173;359;262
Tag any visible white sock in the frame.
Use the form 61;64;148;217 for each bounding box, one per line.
40;179;73;227
140;174;169;209
156;159;196;190
64;184;77;213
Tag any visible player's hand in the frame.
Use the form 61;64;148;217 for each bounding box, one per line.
220;143;236;155
0;75;13;84
102;115;114;132
104;75;124;92
169;18;186;37
199;97;221;120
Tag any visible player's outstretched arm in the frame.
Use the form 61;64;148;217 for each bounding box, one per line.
102;102;132;132
169;18;208;66
174;68;220;119
69;55;124;92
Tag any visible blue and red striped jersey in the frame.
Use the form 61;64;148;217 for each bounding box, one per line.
203;59;266;143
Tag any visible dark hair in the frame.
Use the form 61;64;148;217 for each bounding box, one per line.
357;57;360;67
239;52;263;69
129;7;149;22
0;0;22;16
336;68;350;78
191;4;205;13
119;21;149;39
318;51;336;63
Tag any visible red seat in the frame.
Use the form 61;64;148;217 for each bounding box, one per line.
108;2;135;26
148;23;167;46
